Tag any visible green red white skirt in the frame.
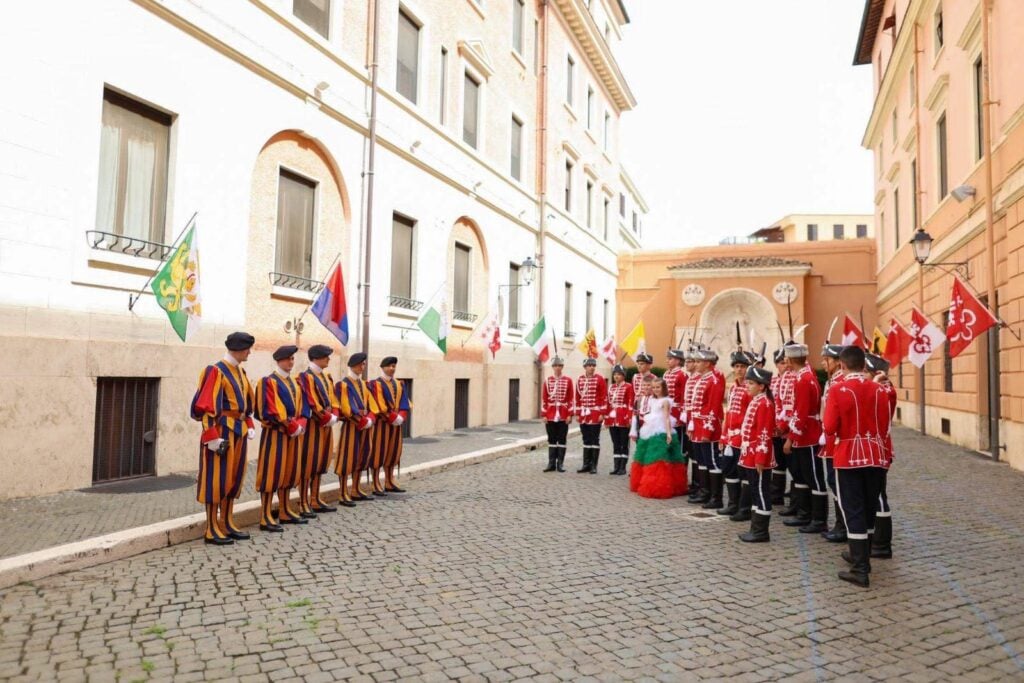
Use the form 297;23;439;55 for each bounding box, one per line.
630;433;688;499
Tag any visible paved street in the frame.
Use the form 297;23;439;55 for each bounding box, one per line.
2;428;1024;681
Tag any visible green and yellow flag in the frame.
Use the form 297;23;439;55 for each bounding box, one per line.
151;225;202;342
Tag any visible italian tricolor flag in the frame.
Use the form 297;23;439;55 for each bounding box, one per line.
525;316;554;362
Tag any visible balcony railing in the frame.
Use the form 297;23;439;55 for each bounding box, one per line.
270;272;323;293
508;321;526;331
388;295;424;311
563;329;576;339
452;310;477;323
86;230;174;261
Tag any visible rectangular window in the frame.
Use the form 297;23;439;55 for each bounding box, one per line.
293;0;330;38
619;193;625;217
564;159;573;212
632;211;638;233
603;112;610;151
587;86;594;128
510;115;523;181
585;291;592;331
974;56;984;161
564;282;573;334
935;4;944;50
512;0;525;55
276;169;316;278
806;224;818;241
439;47;448;124
586;180;594;228
508;263;521;326
463;72;480;148
893;188;901;248
937;113;949;198
833;224;844;240
566;54;575;106
603;197;610;240
856;224;868;238
943;310;953;392
390;213;415;300
533;19;540;74
93;377;159;484
95;89;171;243
911;159;918;231
602;299;609;339
396;9;420;103
909;63;916;104
891;108;897;146
454;243;471;313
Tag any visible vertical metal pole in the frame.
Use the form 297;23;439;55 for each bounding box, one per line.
361;0;381;363
980;0;1000;458
535;0;549;416
918;268;926;435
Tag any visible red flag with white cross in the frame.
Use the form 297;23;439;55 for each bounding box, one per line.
947;276;999;358
884;317;913;368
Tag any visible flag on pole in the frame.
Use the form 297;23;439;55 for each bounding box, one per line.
884;317;913;368
525;316;554;362
478;308;502;359
621;321;646;358
577;329;598;358
599;334;617;365
947;276;999;358
841;313;866;348
870;327;888;354
310;262;350;345
908;307;945;368
417;301;450;354
151;224;202;342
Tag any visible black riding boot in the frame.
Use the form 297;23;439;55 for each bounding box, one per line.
729;483;752;522
543;447;557;472
799;493;829;534
770;470;787;505
577;452;592;473
717;481;740;516
838;539;871;587
823;500;847;542
871;516;893;558
556;450;566;472
589;450;600;474
702;472;724;510
739;512;770;543
783;489;812;527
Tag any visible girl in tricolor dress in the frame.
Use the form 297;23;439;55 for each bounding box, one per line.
630;379;688;499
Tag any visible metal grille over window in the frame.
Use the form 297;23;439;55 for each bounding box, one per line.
93;378;160;484
85;230;174;260
270;272;323;293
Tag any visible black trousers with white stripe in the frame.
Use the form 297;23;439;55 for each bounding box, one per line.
835;467;885;539
609;426;630;457
793;446;828;496
580;423;602;455
743;466;772;514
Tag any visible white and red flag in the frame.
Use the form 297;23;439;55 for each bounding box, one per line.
884;317;913;368
841;313;866;348
477;308;502;359
599;334;617;365
947;277;999;359
908;307;946;368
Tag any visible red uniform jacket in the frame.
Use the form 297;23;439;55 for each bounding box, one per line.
876;378;898;462
690;370;725;443
822;373;892;469
575;374;608;424
739;392;776;469
664;367;687;422
542;375;576;422
604;381;635;428
775;369;796;434
631;371;657;398
819;370;844;458
684;371;698;426
722;379;752;448
788;365;823;448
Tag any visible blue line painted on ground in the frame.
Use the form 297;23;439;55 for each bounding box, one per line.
796;533;826;681
900;518;1024;671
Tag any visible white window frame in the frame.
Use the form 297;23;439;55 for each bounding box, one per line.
396;2;429;107
460;61;486;152
509;110;526;183
511;0;525;57
565;53;575;108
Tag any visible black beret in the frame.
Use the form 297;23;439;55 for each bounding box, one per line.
865;353;891;374
273;345;298;361
822;343;845;359
746;365;773;385
225;332;255;351
730;351;753;366
380;356;398;367
347;352;368;368
308;344;333;360
582;357;597;367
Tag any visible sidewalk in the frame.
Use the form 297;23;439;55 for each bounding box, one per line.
0;420;551;561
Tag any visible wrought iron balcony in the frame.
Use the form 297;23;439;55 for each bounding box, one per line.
563;330;576;339
452;310;477;323
85;230;174;260
508;321;526;330
388;295;424;311
269;272;323;293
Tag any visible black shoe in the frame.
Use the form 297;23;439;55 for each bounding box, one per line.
372;490;388;497
738;513;770;543
312;504;337;513
339;500;357;508
300;510;317;519
279;517;308;525
352;495;373;502
385;486;406;493
259;523;284;532
871;517;893;558
589;455;599;474
799;520;828;533
227;530;251;540
577;453;592;473
823;527;848;542
204;535;234;545
798;493;829;533
838;539;871;587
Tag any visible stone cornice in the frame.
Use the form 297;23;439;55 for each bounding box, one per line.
457;39;495;81
551;0;636;112
668;265;811;281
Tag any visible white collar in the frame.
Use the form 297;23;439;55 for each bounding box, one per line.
348;370;361;380
223;354;239;367
274;368;290;378
310;364;323;375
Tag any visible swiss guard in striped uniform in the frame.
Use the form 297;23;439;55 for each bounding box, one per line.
190;332;256;546
255;345;311;531
297;344;340;517
576;357;608;474
369;356;412;494
336;352;380;503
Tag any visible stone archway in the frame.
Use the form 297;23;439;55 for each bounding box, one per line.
697;288;778;364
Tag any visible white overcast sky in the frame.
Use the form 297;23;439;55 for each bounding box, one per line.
617;0;875;248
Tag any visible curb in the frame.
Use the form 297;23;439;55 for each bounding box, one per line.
0;430;575;590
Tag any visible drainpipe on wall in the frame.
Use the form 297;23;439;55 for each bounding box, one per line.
535;0;549;417
980;0;1001;458
361;0;381;364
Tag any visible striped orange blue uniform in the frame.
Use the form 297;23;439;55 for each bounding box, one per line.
335;375;380;500
368;376;412;492
255;372;310;493
297;367;340;483
190;360;254;505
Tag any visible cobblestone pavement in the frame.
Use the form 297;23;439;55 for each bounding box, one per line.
0;421;549;559
3;428;1024;681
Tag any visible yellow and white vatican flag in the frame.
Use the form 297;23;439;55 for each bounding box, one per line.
620;321;646;359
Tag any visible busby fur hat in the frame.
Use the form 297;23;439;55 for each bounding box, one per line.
745;365;772;385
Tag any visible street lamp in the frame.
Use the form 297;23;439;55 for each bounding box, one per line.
520;256;538;286
909;229;971;279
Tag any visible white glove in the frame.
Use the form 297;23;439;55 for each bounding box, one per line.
294;425;305;437
393;415;405;426
205;438;225;452
818;433;826;446
328;414;338;426
608;409;617;419
247;428;255;440
687;420;695;431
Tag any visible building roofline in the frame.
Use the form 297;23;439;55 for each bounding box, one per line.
853;0;884;66
616;0;630;24
619;167;648;212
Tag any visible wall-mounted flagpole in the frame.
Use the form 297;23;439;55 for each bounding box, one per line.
127;211;198;311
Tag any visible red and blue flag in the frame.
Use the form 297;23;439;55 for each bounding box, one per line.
311;262;349;345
